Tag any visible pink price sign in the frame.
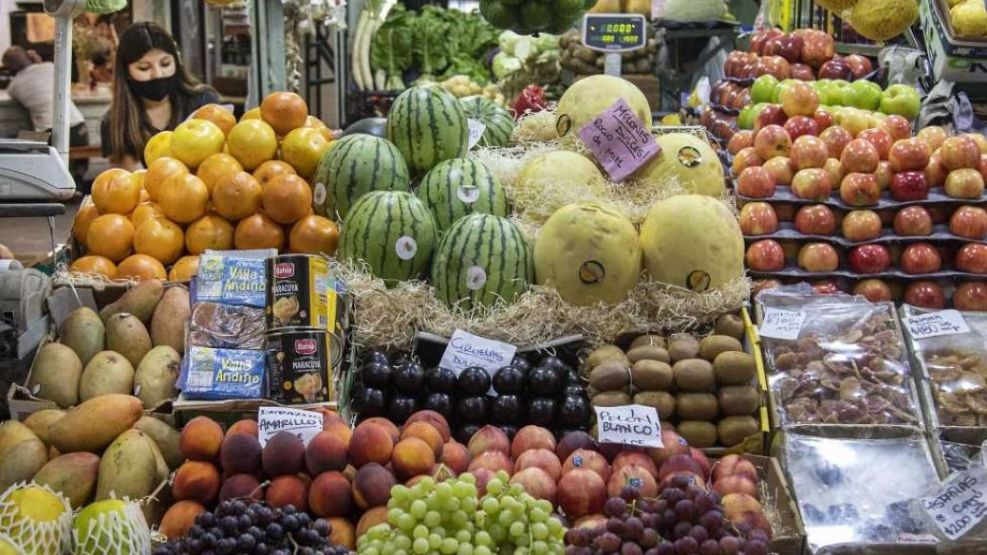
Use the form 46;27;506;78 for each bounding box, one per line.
577;99;660;182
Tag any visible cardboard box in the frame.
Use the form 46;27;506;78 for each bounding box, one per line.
747;454;807;555
921;0;987;85
169;397;337;428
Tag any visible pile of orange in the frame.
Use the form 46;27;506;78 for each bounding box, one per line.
70;92;340;282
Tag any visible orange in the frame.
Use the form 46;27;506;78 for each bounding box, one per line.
72;202;100;245
289;215;339;254
92;171;140;215
134;217;185;264
144;157;189;202
212;171;262;221
133;169;147;190
185;215;234;254
170;119;225;168
227;120;278;170
138;189;150;203
196;153;243;193
234;213;285;251
117;254;167;280
304;116;334;143
131;202;166;229
262;174;313;225
169;255;201;281
253;160;296;187
240;107;261;121
144;131;173;165
86;214;134;262
281;127;331;179
159;173;210;224
193;104;237;136
69;255;118;279
260;91;308;135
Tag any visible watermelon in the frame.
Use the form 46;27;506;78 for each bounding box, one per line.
460;96;514;148
311;134;411;220
416;159;509;231
338;191;438;282
386;85;468;175
431;214;532;310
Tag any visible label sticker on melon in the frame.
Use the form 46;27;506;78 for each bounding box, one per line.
313;182;327;206
457;185;480;204
579;261;606;284
395;236;418;260
466;266;487;290
578;98;660;183
467;118;486;149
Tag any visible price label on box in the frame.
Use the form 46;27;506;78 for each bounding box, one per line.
758;308;807;341
921;468;987;540
257;407;324;447
905;310;971;340
594;404;663;447
438;329;517;377
578;98;660;182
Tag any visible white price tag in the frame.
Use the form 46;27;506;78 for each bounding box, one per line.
921;468;987;540
758;308;807;340
438;329;517;377
594;405;663;447
467;118;486;149
257;407;324;447
906;310;971;340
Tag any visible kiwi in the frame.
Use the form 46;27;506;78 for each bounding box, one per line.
667;333;700;362
631;360;673;390
718;386;760;416
592;391;632;407
699;335;744;362
715;313;745;339
672;359;715;392
633;391;676;419
676;393;719;420
630;335;666;350
589;360;631;391
677;421;717;448
584;345;629;375
713;351;757;385
627;346;670;365
717;416;759;446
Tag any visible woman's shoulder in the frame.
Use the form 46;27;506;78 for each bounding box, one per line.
190;87;221;108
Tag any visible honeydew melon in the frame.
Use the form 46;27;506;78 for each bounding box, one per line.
631;133;725;197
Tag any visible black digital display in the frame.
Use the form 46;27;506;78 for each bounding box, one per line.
582;14;647;52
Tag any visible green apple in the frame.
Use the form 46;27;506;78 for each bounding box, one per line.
738;105;756;129
841;80;883;111
751;75;779;105
772;79;799;104
880;84;921;120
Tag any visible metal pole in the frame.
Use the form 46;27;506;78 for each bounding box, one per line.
49;3;85;167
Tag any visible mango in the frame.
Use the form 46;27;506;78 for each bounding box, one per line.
0;421;39;458
79;351;135;401
133;416;183;470
48;394;143;454
105;314;152;368
134;346;180;409
150;286;189;352
59;307;105;366
28;343;82;408
23;409;65;446
0;438;48;490
99;279;164;323
95;429;159;501
32;452;100;508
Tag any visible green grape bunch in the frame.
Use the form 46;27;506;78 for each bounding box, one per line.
479;0;595;35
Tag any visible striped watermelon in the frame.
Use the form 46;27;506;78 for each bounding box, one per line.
416;159;509;231
431;214;532;310
460;96;514;148
311;134;411;220
338;191;437;282
386;85;468;175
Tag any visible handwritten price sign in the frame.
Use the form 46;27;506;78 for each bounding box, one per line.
758;308;807;341
905;310;971;340
594;405;663;447
921;469;987;540
257;407;324;447
578;99;659;182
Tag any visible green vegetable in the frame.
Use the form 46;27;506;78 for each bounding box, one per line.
370;5;413;91
492;53;523;80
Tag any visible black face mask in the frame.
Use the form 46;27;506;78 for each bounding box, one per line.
129;74;177;101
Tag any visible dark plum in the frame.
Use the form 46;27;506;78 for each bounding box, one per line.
365;351;389;366
528;397;556;426
360;362;391;389
499;424;518;439
458;367;492;396
455;424;481;444
388;394;417;423
510;357;532;371
392;361;425;394
354;386;386;416
456;396;489;421
559;395;590;425
528;366;561;396
425;367;457;393
390;352;410;368
491;394;523;423
424;392;452;416
563;384;585;398
492;366;525;394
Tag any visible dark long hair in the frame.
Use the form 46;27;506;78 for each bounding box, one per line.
107;22;214;163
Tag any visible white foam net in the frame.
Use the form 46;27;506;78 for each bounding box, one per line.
0;483;71;555
73;501;152;555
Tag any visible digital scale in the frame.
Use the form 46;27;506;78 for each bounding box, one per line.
581;13;648;77
0;140;75;200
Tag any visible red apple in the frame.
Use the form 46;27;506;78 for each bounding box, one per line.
956;243;987;274
798;242;839;272
792;168;833;200
818;57;852;80
813;109;833;131
848;244;891;274
737;167;777;198
790;63;815;81
875;161;893;190
764;34;804;64
858;128;893;160
820;126;853;159
823;157;843;186
840;172;881;206
755;56;791;80
877;115;912;142
727;130;755;155
926;153;947;187
889;138;932;172
894;206;933;236
763;156;794;185
739;202;779;235
750;29;783;55
780;82;819;117
841;209;882;241
950;206;987;240
844;54;874;79
917;126;948;151
901;243;943;274
753;279;783;295
790;136;829;170
754;125;792;160
890;171;930;201
965;133;987;154
813;280;842;295
981;154;987;182
802;31;836;69
905;281;947;309
853;279;893;302
840;139;880;174
745;240;786;271
783;116;819;140
795;204;837;235
954;282;987;311
941;137;982;171
731;147;763;175
753;105;787;132
945;168;986;199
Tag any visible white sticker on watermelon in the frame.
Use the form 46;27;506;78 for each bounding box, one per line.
313;182;327;206
396;236;418;260
457;185;480;204
466;266;487;290
467;118;486;149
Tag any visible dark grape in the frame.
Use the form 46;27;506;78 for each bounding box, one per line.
639;528;659;548
699;511;723;532
606;517;625;535
718;536;740;555
673;536;698;554
689;525;708;543
623;516;643;540
619;485;640;503
655;543;675;555
604;497;629;518
699;539;720;555
745;539;768;555
662;488;684;504
594;532;622;553
694;493;716;513
565;528;589;546
674;499;695;521
749;529;770;543
621;542;643;555
266;523;284;540
673;521;692;540
237;533;257;550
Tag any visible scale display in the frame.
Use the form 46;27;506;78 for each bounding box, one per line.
581;14;647;53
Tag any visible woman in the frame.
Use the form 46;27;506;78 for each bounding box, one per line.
101;22;219;169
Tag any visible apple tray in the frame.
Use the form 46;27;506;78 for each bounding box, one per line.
736;186;987;211
744;222;987;247
748;265;987;282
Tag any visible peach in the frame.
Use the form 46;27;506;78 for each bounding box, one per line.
712;454;759;483
405;410;451;443
227;419;258;438
266;474;309;511
713;475;758;497
328;517;356;549
180;416;224;461
557;469;607;519
262;431;305;477
657;454;704;482
562;449;611;482
607;464;658;498
401;421;444;458
309;471;353;517
467;450;513;475
220;433;262;475
306;430;349;475
556;431;597;461
172;461;221;504
392;437;436;480
352;462;396;509
690;448;711;478
511;425;556;459
440;442;471;474
469;467;496;496
722;492;763;518
613;452;658;479
315;408;344;428
349;422;395;468
574;513;607;529
159;500;206;539
647;430;691;466
356;506;389;537
514;448;562;482
362;417;400;444
509;467;557;504
468;425;511;457
219;473;262;502
324;422;353;445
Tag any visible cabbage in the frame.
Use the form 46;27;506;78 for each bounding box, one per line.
498;31;522;57
492;53;523;80
662;0;727;22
